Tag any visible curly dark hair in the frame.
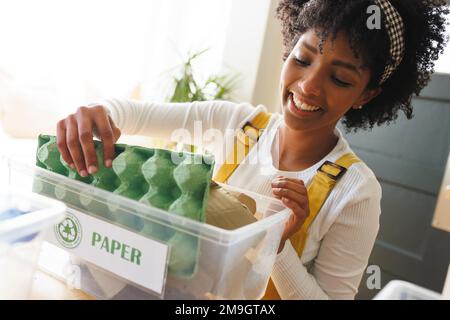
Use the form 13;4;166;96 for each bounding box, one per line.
276;0;449;132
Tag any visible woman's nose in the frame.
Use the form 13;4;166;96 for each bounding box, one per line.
298;72;321;97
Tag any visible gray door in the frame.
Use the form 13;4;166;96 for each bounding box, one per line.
337;73;450;299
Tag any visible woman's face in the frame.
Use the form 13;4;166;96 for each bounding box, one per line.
280;29;380;132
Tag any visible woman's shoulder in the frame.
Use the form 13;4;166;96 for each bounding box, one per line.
201;100;269;129
336;157;382;204
205;100;267;115
330;129;382;200
316;154;382;232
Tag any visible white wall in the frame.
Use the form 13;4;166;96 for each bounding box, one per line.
220;0;273;103
221;0;284;112
251;0;284;112
435;13;450;75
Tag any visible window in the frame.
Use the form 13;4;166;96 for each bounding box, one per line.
0;0;232;109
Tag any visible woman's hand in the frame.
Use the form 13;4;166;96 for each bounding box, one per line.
56;105;121;177
272;176;310;254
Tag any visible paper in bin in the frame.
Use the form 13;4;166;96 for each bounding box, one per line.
34;134;214;279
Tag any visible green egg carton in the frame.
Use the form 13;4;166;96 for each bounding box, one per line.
34;134;215;278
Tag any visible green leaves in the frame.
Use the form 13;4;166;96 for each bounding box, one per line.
168;49;239;103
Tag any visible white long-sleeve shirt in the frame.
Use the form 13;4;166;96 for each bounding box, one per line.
100;98;382;300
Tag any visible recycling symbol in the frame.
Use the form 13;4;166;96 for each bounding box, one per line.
55;213;82;249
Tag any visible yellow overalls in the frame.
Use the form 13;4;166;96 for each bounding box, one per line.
213;112;361;300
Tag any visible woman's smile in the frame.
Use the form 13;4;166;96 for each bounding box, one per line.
286;92;324;119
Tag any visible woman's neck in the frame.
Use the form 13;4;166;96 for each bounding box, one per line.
276;124;339;172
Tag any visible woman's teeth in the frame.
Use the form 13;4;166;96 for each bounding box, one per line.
292;94;322;112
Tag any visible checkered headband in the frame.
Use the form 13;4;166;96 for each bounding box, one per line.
375;0;406;85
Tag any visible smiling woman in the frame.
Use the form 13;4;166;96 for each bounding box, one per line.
52;0;449;300
277;0;449;133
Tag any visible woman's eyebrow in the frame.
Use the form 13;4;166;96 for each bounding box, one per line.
332;60;362;77
301;41;318;54
300;40;362;78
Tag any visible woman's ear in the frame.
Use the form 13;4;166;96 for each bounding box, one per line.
352;87;382;109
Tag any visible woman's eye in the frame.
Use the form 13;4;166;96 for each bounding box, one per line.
332;76;352;88
294;57;310;66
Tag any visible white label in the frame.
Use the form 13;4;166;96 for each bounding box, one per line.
46;208;169;297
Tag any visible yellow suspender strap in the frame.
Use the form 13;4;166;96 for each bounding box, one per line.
213;111;272;183
262;152;362;300
289;153;361;255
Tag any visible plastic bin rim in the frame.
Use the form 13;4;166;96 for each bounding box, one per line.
374;280;443;300
0;187;66;243
6;157;291;245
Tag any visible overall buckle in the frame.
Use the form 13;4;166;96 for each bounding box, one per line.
318;161;347;181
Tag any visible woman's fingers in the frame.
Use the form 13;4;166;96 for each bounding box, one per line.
109;115;122;143
66;115;88;177
271;176;310;244
76;107;98;174
281;197;303;214
56;120;74;168
283;196;310;222
56;105;120;177
272;188;308;208
93;110;115;168
281;196;310;241
271;179;307;196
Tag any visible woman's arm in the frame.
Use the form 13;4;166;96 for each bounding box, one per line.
271;177;382;300
99;98;258;142
57;98;262;177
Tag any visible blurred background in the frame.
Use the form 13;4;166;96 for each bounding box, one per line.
0;0;449;299
0;0;286;139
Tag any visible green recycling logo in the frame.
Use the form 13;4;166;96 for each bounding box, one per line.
55;213;82;249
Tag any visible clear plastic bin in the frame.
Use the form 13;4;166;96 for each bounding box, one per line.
374;280;442;300
0;187;66;299
4;156;290;300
